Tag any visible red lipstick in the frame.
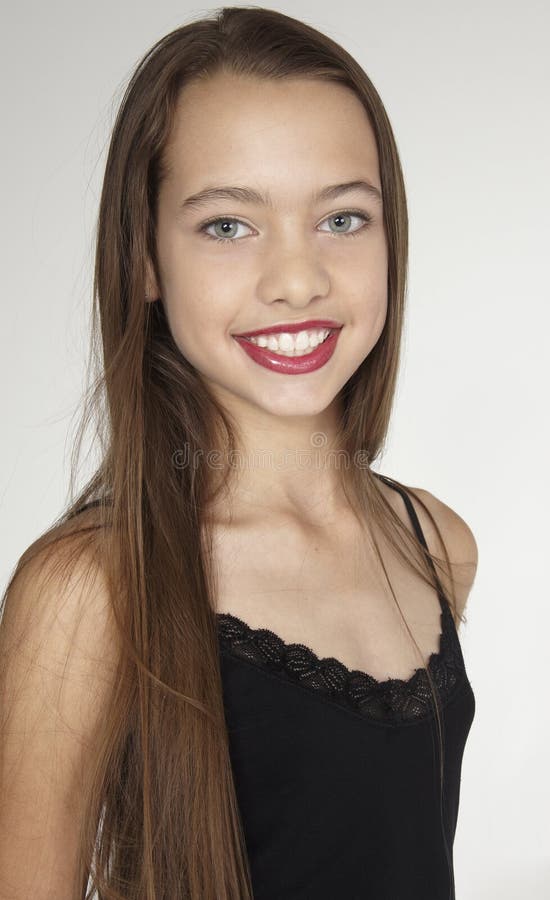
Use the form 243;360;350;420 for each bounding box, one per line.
232;324;343;375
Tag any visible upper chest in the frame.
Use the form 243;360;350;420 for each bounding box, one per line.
209;505;444;683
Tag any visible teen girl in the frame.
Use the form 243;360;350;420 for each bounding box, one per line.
0;7;477;899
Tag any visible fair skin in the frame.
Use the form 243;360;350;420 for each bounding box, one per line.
148;72;387;530
146;73;477;676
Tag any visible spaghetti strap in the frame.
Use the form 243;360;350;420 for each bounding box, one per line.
373;472;447;602
374;473;427;548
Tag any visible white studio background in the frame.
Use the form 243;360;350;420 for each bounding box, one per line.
1;1;548;896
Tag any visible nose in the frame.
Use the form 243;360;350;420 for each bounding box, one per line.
256;236;330;309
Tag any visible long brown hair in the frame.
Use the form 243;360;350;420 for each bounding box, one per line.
1;7;464;898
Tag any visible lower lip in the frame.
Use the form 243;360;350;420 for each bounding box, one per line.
232;329;342;374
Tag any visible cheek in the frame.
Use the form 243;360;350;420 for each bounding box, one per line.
164;296;212;348
338;255;388;354
369;282;388;343
347;254;388;321
158;252;208;335
161;279;236;366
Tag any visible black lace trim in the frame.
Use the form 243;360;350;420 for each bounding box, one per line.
217;599;466;723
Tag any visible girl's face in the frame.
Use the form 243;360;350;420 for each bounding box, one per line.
151;73;388;419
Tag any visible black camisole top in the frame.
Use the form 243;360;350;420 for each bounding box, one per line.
216;474;476;900
74;474;476;899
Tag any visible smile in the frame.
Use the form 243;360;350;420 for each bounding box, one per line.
232;327;342;375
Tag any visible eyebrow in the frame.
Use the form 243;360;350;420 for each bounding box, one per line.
178;179;383;213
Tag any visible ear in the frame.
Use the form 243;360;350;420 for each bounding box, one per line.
145;258;160;303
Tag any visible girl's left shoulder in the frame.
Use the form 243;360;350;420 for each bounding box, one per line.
406;485;478;620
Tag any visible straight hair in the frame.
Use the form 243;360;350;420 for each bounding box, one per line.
1;7;464;898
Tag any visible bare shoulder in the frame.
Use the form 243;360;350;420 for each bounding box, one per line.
0;532;120;896
406;485;478;620
1;529;121;750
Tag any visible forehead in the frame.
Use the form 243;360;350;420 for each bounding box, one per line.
163;73;380;197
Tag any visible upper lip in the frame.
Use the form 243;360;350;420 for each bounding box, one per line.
232;319;343;338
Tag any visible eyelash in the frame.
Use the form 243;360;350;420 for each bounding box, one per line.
197;209;373;245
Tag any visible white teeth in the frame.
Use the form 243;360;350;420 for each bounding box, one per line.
249;328;332;356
